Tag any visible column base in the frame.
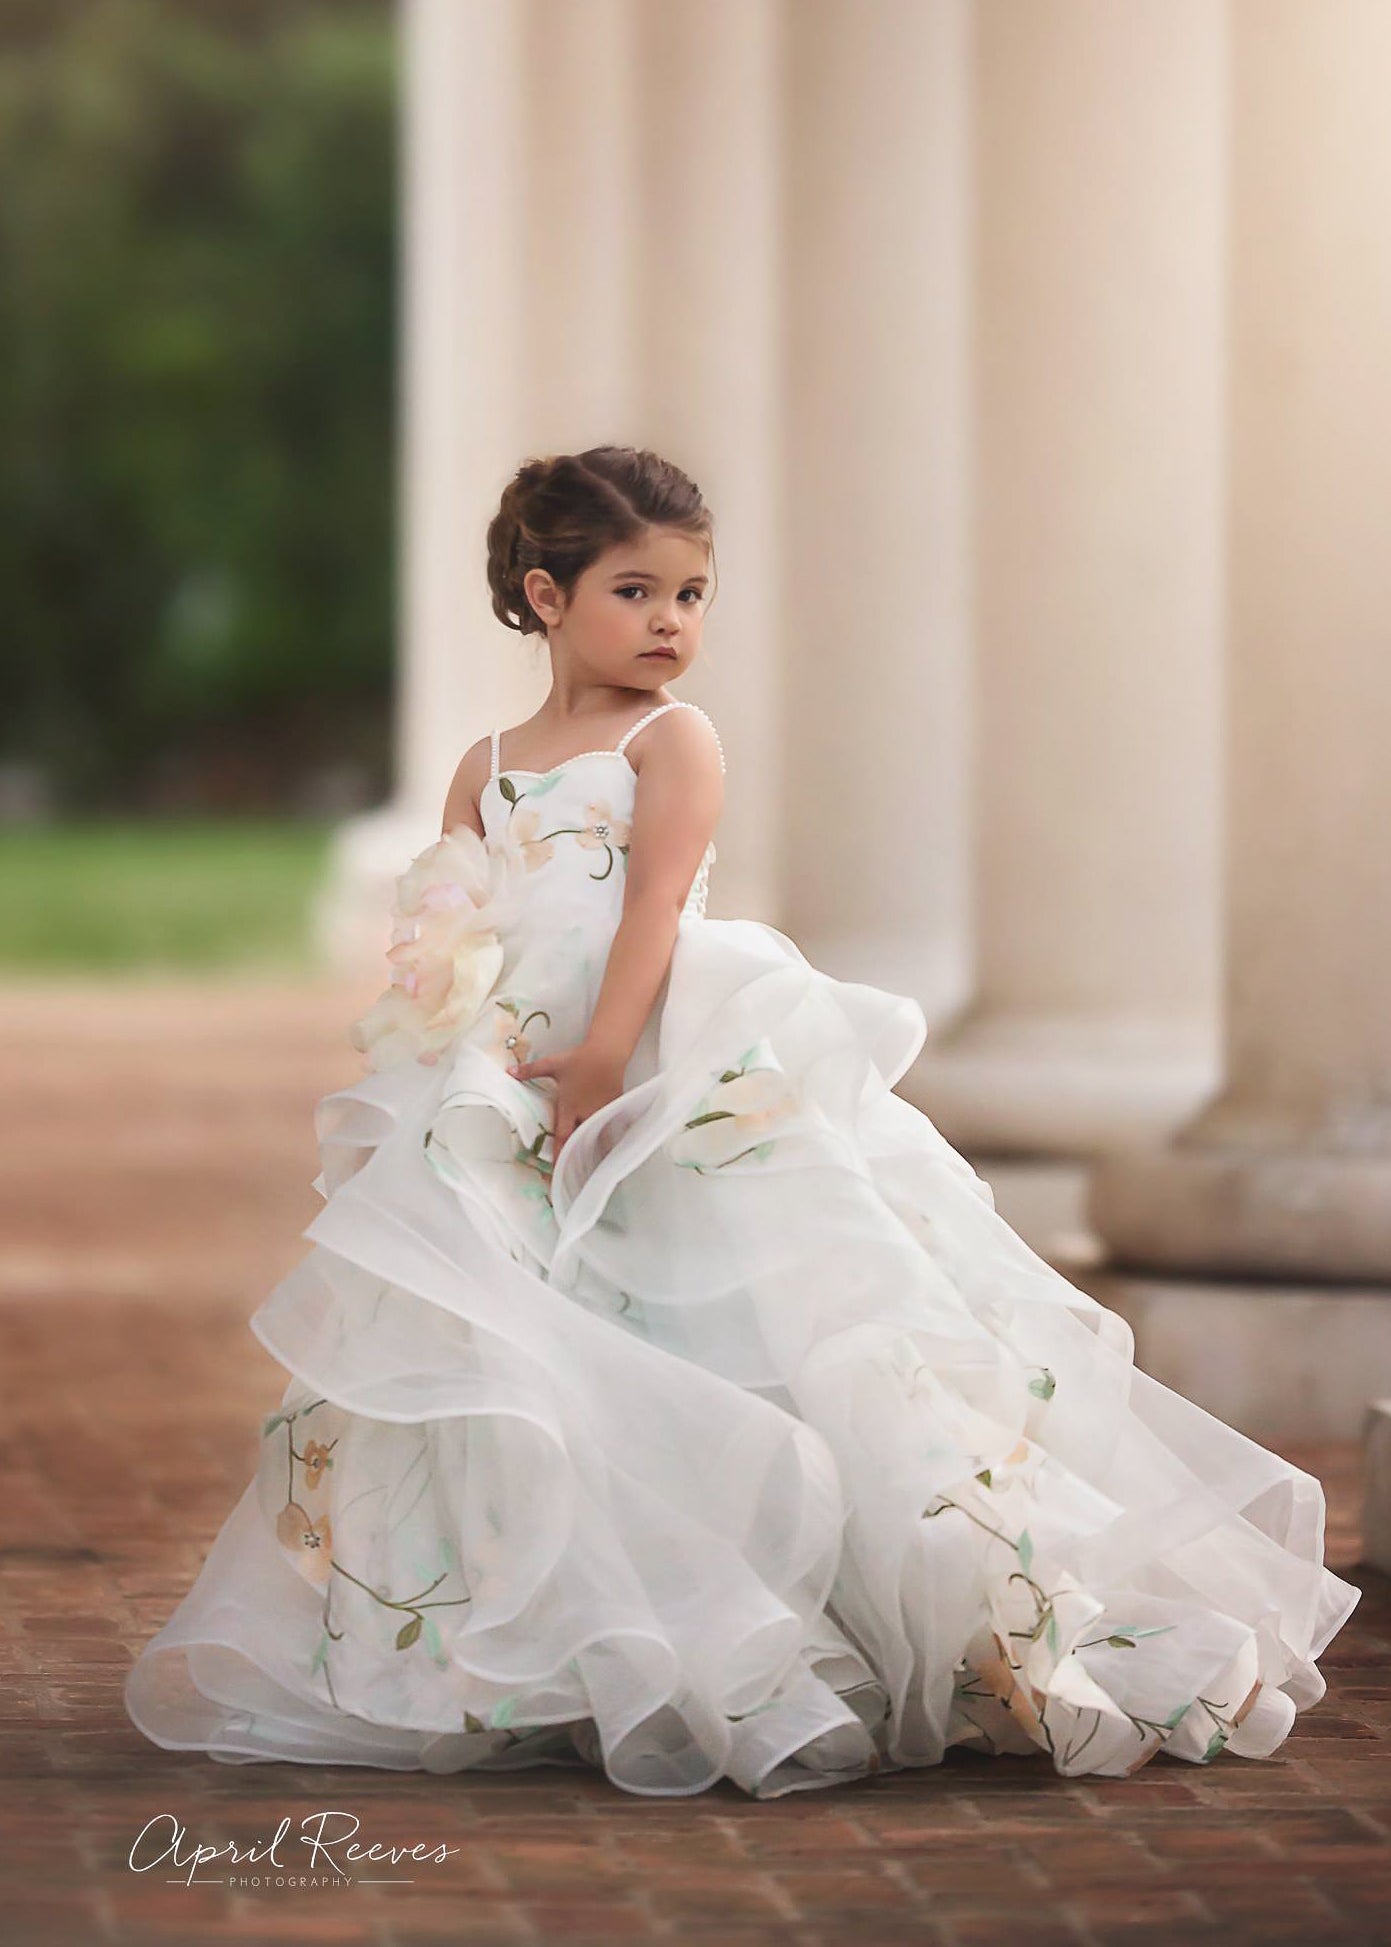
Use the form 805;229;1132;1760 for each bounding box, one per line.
1076;1269;1390;1445
908;1007;1219;1156
1089;1144;1391;1282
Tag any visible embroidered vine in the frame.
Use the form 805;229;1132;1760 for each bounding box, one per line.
921;1482;1250;1771
496;776;631;880
668;1044;801;1172
265;1400;473;1683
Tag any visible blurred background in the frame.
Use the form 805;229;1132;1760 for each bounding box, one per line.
2;7;1388;1930
1;0;395;975
3;0;1389;1518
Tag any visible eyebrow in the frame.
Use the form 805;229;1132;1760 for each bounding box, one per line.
608;570;709;587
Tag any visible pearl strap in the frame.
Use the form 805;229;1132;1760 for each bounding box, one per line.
615;699;726;775
490;699;725;779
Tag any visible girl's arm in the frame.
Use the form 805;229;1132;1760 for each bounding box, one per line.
587;707;724;1063
507;708;724;1150
440;737;490;838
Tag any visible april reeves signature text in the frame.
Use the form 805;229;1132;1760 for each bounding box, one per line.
129;1811;461;1886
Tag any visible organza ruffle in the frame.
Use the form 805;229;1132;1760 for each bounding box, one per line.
124;915;1361;1794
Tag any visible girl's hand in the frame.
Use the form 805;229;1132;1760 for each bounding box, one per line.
506;1039;629;1158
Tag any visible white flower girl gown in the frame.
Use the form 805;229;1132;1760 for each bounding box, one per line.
125;699;1361;1798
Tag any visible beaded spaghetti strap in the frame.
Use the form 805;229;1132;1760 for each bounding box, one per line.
489;727;499;781
616;700;726;774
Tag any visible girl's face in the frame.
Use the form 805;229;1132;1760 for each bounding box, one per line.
526;527;711;689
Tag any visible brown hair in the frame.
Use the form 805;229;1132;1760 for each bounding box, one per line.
485;445;716;639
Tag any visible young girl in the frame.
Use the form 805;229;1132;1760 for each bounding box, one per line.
125;444;1360;1800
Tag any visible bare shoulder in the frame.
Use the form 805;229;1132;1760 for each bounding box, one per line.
440;732;491;836
626;701;726;786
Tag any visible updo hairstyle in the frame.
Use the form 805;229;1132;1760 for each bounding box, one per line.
485;445;715;639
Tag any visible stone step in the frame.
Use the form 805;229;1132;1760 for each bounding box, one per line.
976;1155;1391;1448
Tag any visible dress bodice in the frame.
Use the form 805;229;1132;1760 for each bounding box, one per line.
472;701;723;1063
480;700;722;931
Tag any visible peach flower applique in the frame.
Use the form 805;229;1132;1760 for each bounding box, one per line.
276;1502;334;1585
574;799;631;879
503;805;556;873
668;1044;801;1171
349;825;525;1071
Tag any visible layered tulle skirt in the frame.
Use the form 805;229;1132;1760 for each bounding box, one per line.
124;915;1360;1796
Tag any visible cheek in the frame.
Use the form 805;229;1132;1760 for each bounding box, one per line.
573;590;632;648
598;598;641;643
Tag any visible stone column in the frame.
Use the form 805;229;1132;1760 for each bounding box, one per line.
315;0;533;969
1090;0;1391;1279
518;0;638;440
919;0;1227;1152
395;0;536;826
780;0;975;1019
317;0;785;962
626;0;783;920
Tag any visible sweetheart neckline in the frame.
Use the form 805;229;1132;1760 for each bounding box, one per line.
484;743;718;866
488;749;640;786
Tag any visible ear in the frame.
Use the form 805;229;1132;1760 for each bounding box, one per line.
522;567;563;628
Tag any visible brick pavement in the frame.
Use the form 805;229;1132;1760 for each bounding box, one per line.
2;980;1388;1946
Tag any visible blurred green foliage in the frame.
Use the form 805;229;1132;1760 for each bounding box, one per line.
0;0;397;809
0;815;334;971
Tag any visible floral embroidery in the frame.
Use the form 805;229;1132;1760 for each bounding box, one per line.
871;1362;1259;1775
461;1698;529;1747
275;1503;334;1584
421;993;560;1229
301;1438;335;1490
572;799;632;880
499;767;567;798
921;1469;1226;1773
1195;1676;1265;1760
325;1555;472;1652
496;777;631;881
268;1402;339;1586
513;1131;554;1189
967;1629;1049;1742
891;1341;1057;1418
667;1043;800;1171
499;802;556;873
264;1403;472;1678
488;997;550;1068
264;1397;339;1502
490;1000;557;1193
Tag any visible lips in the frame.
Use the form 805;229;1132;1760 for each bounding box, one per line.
641;648;677;659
